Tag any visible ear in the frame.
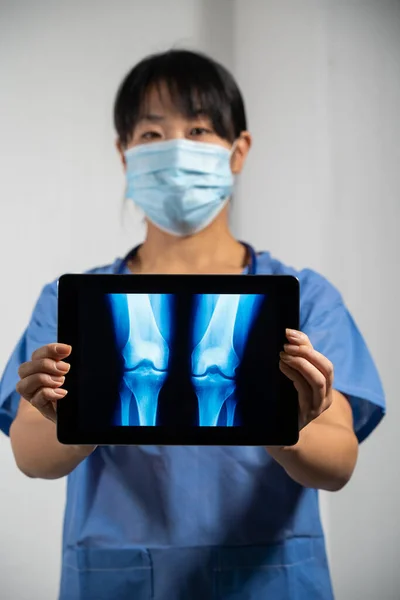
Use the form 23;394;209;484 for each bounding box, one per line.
231;132;252;174
116;139;127;171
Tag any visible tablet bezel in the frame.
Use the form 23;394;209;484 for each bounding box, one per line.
57;274;300;446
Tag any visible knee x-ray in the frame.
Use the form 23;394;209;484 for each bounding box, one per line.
57;273;299;445
107;293;264;427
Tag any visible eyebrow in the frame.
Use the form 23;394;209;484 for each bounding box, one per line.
138;110;210;124
137;114;165;123
190;109;209;119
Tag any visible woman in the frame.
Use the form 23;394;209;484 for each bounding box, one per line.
0;50;385;599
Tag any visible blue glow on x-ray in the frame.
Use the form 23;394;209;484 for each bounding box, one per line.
108;292;264;428
191;294;264;426
108;293;173;426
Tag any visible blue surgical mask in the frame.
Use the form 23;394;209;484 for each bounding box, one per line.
124;138;236;236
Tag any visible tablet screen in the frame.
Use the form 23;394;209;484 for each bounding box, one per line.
58;275;299;445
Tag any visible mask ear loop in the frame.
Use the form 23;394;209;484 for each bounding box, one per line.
229;136;242;174
227;139;240;220
230;138;239;158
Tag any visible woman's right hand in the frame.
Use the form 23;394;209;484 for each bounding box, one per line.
16;343;71;424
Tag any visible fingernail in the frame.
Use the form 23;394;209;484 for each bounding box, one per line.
54;388;67;397
56;362;70;373
55;345;70;355
284;344;299;353
286;329;301;339
280;351;290;361
51;376;65;383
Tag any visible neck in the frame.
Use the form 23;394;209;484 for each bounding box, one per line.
132;209;247;274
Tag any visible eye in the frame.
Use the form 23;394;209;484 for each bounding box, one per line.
141;131;162;140
190;127;213;136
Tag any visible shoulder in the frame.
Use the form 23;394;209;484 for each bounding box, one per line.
49;257;125;286
257;251;343;324
83;257;126;276
33;257;125;313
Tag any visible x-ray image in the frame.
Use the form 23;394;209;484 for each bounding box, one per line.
76;290;283;431
107;293;264;427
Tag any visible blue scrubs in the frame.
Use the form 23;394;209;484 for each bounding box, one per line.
0;251;385;599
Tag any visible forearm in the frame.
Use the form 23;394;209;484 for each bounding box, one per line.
266;421;359;492
10;404;95;480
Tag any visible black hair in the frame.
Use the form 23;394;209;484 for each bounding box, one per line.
113;49;247;147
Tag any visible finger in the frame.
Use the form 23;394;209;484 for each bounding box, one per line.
30;387;66;423
283;344;334;388
280;353;327;407
31;343;71;362
18;357;70;380
279;359;312;397
280;360;329;429
279;360;312;426
286;329;312;348
16;373;65;402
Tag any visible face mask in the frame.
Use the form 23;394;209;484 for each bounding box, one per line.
124;138;237;237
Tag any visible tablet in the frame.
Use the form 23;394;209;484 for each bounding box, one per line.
57;274;299;446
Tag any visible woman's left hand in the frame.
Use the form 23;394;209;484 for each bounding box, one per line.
279;329;334;431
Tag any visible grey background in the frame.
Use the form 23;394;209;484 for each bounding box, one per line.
0;1;398;598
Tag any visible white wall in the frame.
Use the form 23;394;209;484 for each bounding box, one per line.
233;0;334;558
0;1;233;598
233;1;399;598
1;1;398;599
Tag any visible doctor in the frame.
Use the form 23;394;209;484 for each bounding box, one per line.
1;49;385;599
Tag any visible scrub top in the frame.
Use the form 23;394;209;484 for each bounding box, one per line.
0;251;386;600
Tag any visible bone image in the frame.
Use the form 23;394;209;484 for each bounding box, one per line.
108;293;172;426
191;294;264;426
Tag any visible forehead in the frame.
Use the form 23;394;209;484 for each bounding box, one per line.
140;84;174;114
138;81;203;118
